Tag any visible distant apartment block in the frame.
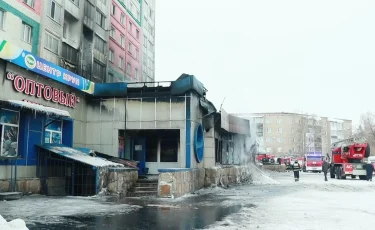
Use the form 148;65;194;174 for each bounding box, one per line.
235;112;352;156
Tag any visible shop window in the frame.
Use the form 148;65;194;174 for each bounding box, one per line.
44;118;62;144
0;109;20;158
160;139;178;162
145;138;158;162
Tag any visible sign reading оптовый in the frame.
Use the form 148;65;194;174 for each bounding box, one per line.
0;39;95;94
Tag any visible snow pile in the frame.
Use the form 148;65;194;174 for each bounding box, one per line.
8;100;70;117
0;215;29;230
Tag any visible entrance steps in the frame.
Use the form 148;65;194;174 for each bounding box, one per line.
0;192;23;201
128;178;158;197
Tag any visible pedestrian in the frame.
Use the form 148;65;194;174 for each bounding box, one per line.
322;158;330;181
365;159;374;181
292;160;301;182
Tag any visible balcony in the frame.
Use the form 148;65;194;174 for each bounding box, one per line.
64;0;80;19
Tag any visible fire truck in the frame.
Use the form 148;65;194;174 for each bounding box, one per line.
329;137;371;180
303;153;323;173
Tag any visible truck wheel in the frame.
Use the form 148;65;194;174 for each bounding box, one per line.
351;175;356;179
359;175;367;180
330;167;335;178
365;144;371;158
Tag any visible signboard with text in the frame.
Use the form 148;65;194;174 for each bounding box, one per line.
0;39;95;94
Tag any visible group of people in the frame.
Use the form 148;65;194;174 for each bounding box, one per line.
291;159;374;182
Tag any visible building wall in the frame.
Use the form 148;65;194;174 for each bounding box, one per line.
0;61;88;179
141;0;155;82
189;94;205;169
0;0;41;54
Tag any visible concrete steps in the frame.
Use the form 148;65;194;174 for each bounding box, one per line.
128;178;158;197
0;192;23;201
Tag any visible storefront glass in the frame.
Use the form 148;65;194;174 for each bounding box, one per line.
0;109;19;157
45;119;63;144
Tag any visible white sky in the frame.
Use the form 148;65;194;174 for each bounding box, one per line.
155;0;375;125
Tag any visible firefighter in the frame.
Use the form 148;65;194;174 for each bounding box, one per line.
366;159;374;181
292;160;301;181
322;158;330;181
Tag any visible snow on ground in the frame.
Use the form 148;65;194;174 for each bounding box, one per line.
0;215;28;230
205;172;375;230
0;195;141;225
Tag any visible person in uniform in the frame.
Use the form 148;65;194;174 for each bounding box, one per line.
322;158;330;181
366;159;374;181
292;160;301;182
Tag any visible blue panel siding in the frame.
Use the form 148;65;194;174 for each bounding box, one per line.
62;119;74;147
185;94;191;168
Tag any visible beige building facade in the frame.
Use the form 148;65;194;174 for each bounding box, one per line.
234;112;352;156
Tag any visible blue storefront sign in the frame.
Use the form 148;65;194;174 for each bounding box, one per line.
0;39;95;94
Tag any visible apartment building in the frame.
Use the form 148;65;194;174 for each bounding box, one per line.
142;0;155;82
235;112;352;156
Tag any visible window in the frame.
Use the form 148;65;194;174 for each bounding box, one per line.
291;128;295;133
266;137;271;143
96;10;105;28
126;62;131;75
94;35;106;54
69;0;79;5
109;49;114;62
44;119;62;144
160;139;178;162
84;1;95;20
267;128;271;133
110;26;115;38
135;49;139;60
129;2;133;11
0;10;4;30
278;128;283;133
265;119;270;124
277;138;283;143
149;9;153;19
143;36;147;48
277;119;282;124
48;0;61;23
22;22;32;43
145;138;158;162
107;72;114;83
99;0;106;3
136;10;140;20
111;4;116;15
120;35;125;47
63;22;68;38
266;147;272;153
45;33;59;54
92;60;106;83
61;43;78;64
120;13;125;25
128;21;132;32
0;109;20;158
136;29;139;39
135;68;139;79
119;56;124;69
128;42;132;53
23;0;35;8
292;138;296;143
277;147;283;153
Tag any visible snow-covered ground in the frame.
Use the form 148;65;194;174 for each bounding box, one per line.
205;172;375;230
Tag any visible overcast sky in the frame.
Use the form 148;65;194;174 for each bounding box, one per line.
155;0;375;125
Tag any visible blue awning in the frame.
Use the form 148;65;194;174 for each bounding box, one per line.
37;144;124;168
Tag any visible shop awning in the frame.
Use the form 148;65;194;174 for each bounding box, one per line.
5;100;70;117
37;144;124;168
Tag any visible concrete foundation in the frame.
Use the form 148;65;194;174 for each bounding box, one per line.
104;168;138;196
0;178;40;194
158;165;253;198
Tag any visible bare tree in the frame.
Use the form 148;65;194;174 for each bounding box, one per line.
356;112;375;156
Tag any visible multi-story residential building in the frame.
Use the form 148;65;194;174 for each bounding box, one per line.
142;0;155;82
234;112;352;156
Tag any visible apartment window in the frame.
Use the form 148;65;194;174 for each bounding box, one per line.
45;33;59;54
61;43;78;64
129;2;133;11
120;13;125;25
149;9;153;19
277;147;283;153
277;119;282;124
266;119;270;124
119;56;124;69
111;4;116;15
69;0;79;6
128;42;132;53
291;128;295;133
120;35;125;48
94;35;106;54
110;26;115;38
96;10;105;28
266;137;271;143
278;128;283;133
143;36;147;48
0;10;4;30
109;49;114;62
136;29;139;40
92;60;106;83
126;62;131;75
135;68;139;79
23;0;35;8
107;72;114;83
22;22;32;43
135;49;139;60
136;10;140;20
266;128;271;133
128;21;132;32
277;138;283;143
48;0;61;23
292;138;296;143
